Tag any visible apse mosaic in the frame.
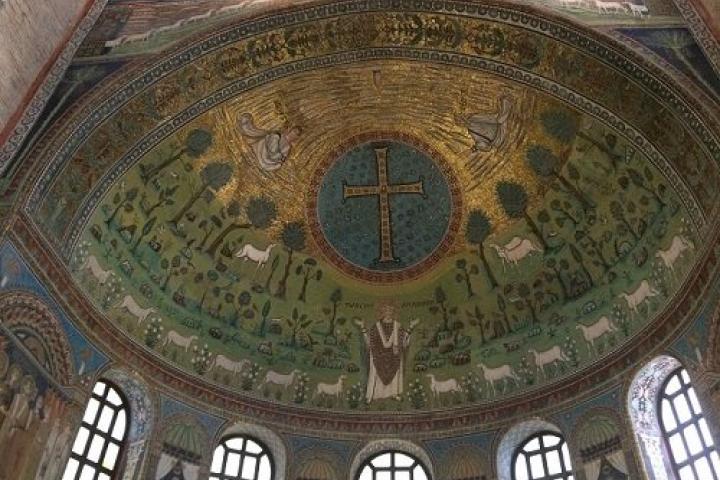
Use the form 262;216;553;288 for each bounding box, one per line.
21;4;717;415
62;59;700;413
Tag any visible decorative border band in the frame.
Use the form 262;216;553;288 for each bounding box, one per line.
671;0;720;81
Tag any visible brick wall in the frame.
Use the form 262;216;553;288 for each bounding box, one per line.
0;0;91;135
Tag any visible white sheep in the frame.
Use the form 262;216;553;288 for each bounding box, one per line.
528;346;568;378
477;362;519;395
162;331;198;352
576;316;617;350
117;295;155;324
262;369;300;389
235;243;276;270
618;280;659;317
426;374;462;399
315;375;346;399
80;255;113;285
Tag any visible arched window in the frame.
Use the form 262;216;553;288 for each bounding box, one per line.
357;451;430;480
62;380;129;480
512;432;574;480
659;367;720;480
210;436;274;480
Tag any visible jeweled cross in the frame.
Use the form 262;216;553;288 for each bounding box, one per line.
343;146;424;263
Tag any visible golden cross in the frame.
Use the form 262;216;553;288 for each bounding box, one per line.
343;146;424;263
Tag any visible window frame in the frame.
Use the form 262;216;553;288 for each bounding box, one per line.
355;450;432;480
658;367;720;480
511;431;574;480
63;379;130;480
209;434;275;480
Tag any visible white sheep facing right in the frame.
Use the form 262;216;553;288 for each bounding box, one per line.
235;243;276;270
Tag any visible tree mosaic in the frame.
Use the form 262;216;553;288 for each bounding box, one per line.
66;62;701;414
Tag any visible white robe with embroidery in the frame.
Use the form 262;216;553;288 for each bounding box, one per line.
237;113;292;171
364;321;409;402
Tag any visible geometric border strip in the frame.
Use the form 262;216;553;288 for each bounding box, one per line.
608;29;719;113
671;0;720;81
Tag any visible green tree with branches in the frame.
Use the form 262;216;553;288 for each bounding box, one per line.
325;288;343;338
206;196;278;257
131;216;157;254
465;209;498;289
275;221;307;299
525;145;594;211
455;259;478;298
296;258;322;302
286;307;313;348
496;181;547;249
516;283;538;324
569;244;594;289
466;305;488;345
170;161;234;226
429;286;451;332
618;167;667;209
106;187;139;227
140;129;213;184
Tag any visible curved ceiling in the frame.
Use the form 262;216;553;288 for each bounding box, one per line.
13;1;720;430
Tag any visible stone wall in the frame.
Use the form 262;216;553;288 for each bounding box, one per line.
0;0;91;139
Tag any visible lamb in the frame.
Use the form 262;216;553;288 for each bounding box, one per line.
235;243;276;270
162;331;198;352
212;355;250;375
619;280;659;317
489;237;542;270
528;346;568;378
80;255;113;285
656;235;692;272
624;2;649;16
477;362;520;395
594;0;628;13
117;295;155;324
315;375;346;399
576;316;617;350
262;369;299;389
426;374;462;399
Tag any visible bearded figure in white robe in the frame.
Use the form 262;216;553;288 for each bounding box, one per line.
355;303;419;402
458;95;513;153
237;113;301;172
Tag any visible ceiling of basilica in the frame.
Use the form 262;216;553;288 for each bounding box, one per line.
9;1;720;428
